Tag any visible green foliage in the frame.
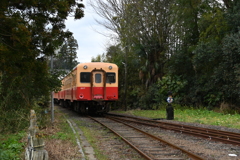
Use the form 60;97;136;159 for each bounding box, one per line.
203;92;223;108
0;0;84;133
166;0;240;108
0;68;61;133
0;131;26;160
157;76;187;103
91;55;102;62
113;106;240;129
51;132;69;140
139;84;161;110
138;75;187;109
0;75;30;132
225;0;240;32
53;36;79;70
92;0;240;110
198;6;228;42
91;44;125;63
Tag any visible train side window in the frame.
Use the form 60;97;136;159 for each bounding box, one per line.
106;73;115;83
80;72;90;83
95;74;101;83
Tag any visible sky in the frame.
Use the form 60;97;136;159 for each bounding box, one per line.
65;0;112;63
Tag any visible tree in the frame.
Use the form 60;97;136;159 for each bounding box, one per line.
167;0;240;107
0;0;84;133
90;0;173;86
166;0;221;105
90;0;240;110
91;54;104;62
54;36;79;70
90;0;175;108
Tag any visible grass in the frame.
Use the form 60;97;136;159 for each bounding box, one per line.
74;120;109;160
44;110;82;159
45;110;77;144
112;105;240;129
0;131;26;160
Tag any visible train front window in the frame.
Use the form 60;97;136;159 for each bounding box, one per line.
80;72;90;83
95;74;101;83
106;73;115;83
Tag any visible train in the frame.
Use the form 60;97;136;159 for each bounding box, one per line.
54;62;118;114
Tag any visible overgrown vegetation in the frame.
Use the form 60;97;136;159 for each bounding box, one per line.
44;110;82;159
75;120;109;160
0;81;50;133
0;131;26;160
0;0;84;133
112;105;240;129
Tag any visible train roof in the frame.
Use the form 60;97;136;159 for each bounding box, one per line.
78;62;118;66
77;62;118;70
64;62;118;77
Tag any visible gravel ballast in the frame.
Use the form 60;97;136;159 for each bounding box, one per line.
55;106;240;160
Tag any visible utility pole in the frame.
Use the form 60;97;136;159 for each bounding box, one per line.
51;55;54;123
124;46;128;111
122;5;129;111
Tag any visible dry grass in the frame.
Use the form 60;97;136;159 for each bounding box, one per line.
42;112;82;160
45;139;82;160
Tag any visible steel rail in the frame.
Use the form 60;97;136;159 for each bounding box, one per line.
107;113;240;146
107;117;205;160
112;116;240;145
90;116;205;160
89;116;153;160
107;113;240;136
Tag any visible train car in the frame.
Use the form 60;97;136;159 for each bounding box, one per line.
54;62;118;114
53;79;65;104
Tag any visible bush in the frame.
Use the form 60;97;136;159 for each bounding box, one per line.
0;131;26;160
139;83;165;110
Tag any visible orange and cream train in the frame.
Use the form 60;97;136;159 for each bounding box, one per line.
54;62;118;114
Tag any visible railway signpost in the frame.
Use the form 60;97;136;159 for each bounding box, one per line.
166;92;174;120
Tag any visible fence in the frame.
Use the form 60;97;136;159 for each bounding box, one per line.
25;110;48;160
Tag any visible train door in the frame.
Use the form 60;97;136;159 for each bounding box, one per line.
91;70;106;100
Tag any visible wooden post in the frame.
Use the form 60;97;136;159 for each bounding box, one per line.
25;110;48;160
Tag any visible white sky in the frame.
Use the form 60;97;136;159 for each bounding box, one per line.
65;0;112;63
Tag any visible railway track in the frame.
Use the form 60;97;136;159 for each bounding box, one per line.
90;116;205;160
106;113;240;146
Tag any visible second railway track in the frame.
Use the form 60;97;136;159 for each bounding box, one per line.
106;113;240;146
90;116;205;160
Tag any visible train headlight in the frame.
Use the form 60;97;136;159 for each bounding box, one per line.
109;66;112;70
83;65;88;69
